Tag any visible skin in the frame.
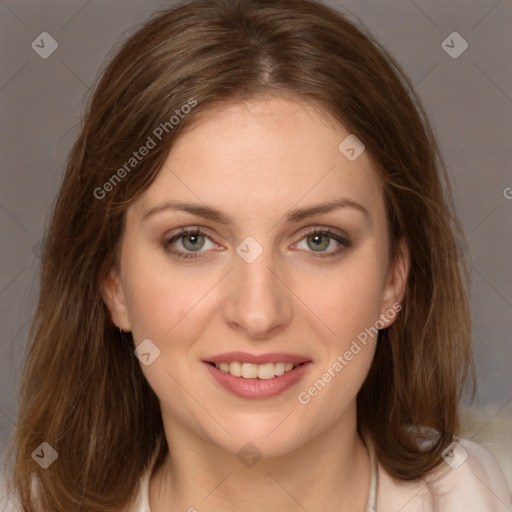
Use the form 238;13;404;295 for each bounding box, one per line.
102;95;410;512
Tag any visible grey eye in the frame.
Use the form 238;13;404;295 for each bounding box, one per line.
181;233;206;252
305;233;331;251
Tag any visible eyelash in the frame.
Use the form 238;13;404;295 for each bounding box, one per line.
163;226;351;262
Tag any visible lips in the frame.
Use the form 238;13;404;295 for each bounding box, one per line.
203;352;312;399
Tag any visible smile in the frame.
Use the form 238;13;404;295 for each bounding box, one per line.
202;352;312;399
211;361;300;379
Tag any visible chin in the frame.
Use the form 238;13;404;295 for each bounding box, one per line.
198;412;313;459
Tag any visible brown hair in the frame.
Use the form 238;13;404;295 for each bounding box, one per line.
6;0;474;509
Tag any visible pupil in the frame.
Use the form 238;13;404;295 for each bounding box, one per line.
309;234;328;251
184;234;203;251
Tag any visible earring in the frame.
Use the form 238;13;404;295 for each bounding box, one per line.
118;327;129;342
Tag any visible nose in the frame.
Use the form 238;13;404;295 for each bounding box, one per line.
222;243;293;340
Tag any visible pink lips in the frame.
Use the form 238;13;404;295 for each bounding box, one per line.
202;352;312;399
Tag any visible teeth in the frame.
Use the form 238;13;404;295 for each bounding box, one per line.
214;361;300;379
229;361;242;377
241;363;259;379
257;363;275;380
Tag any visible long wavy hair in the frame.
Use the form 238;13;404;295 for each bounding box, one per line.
6;0;474;510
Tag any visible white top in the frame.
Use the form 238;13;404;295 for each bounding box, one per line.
127;437;511;512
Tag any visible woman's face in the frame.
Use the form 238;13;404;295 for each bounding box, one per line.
102;96;409;457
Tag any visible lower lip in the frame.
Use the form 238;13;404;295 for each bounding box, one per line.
203;361;312;399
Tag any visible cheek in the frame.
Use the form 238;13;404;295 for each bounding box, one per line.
292;250;386;346
121;250;224;347
295;259;384;414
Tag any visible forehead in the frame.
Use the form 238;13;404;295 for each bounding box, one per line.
131;96;385;223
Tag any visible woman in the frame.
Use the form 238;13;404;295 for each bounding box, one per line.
5;0;511;510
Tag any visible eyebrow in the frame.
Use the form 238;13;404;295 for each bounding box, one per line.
142;198;369;225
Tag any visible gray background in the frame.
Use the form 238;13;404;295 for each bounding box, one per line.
1;0;511;490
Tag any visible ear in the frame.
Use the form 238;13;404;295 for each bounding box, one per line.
378;236;410;328
100;265;132;332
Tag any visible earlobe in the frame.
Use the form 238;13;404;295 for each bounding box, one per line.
380;237;410;327
100;266;132;332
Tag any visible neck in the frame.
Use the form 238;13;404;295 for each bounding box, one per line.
149;406;372;512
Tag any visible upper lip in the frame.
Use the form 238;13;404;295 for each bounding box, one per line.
204;351;312;365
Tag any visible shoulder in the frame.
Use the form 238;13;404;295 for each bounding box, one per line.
0;470;22;512
376;437;512;512
0;469;151;512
